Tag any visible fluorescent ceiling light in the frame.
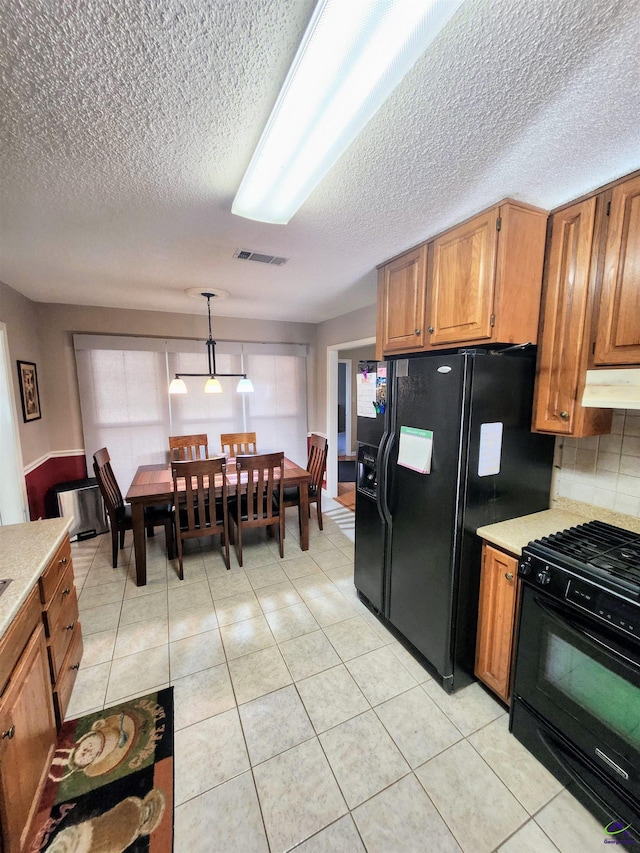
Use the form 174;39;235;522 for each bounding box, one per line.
232;0;464;225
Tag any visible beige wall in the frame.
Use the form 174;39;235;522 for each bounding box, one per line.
0;280;50;466
1;282;319;466
314;304;377;436
2;276;379;471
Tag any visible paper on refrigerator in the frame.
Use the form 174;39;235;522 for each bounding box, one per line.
357;369;377;417
397;426;433;473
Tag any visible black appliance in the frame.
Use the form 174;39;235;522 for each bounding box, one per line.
511;520;640;842
354;349;554;692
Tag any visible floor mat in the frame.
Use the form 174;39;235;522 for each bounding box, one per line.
29;687;174;852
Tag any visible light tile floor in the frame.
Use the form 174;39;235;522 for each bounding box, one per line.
69;499;607;853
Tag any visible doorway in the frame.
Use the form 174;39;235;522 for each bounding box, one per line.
326;338;376;503
0;323;28;524
337;359;351;458
336;359;355;509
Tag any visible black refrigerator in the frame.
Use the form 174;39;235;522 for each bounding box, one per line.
354;349;555;693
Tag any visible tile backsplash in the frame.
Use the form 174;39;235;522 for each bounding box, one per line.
552;410;640;518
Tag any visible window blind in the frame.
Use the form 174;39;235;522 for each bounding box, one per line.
74;335;307;490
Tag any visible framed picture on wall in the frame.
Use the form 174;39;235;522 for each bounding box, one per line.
17;360;41;422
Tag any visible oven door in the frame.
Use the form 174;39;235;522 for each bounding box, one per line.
511;583;640;806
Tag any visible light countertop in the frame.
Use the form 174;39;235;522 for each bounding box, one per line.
0;517;72;638
477;499;640;556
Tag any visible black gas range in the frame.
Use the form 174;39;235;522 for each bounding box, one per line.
518;519;640;637
510;520;640;843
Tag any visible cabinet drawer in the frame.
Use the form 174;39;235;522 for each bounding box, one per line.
39;535;72;604
42;561;75;637
53;624;83;726
0;586;40;696
48;587;79;681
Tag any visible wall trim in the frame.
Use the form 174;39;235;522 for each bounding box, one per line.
24;449;85;475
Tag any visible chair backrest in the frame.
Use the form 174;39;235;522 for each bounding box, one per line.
235;452;283;523
92;447;124;516
169;434;209;462
171;457;227;534
307;434;328;490
221;431;257;457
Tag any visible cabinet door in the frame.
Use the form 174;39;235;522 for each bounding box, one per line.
378;245;427;354
53;623;83;727
428;208;498;346
593;174;640;365
475;544;518;704
0;625;56;853
533;197;612;436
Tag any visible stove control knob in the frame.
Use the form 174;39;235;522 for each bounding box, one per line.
536;569;551;585
519;560;532;576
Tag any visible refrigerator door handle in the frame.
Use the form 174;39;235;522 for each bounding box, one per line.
377;430;394;526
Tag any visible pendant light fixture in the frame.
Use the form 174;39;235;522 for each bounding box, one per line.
169;292;254;395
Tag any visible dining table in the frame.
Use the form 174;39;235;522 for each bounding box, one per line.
125;456;311;586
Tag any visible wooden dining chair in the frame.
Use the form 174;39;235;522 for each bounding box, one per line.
228;452;284;567
93;447;174;568
171;457;230;578
283;434;328;531
169;433;209;462
220;431;257;457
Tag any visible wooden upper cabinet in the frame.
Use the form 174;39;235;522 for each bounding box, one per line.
593;173;640;365
377;244;428;356
429;208;498;345
428;201;547;348
376;200;547;357
533;197;612;436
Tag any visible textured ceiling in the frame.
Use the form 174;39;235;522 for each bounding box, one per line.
1;0;639;323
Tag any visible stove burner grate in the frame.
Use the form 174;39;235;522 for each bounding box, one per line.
529;520;640;599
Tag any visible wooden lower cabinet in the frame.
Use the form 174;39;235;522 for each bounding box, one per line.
475;543;519;704
0;601;56;853
0;531;83;851
53;626;83;727
39;533;82;726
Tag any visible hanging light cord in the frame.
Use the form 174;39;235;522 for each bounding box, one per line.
173;292;249;381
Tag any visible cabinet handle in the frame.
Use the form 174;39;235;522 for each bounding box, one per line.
415;328;421;336
1;726;15;740
505;572;514;581
559;411;569;420
62;587;71;596
66;622;75;631
428;326;434;334
71;663;80;671
59;556;68;566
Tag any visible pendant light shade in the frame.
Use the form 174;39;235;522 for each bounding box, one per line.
168;292;254;395
236;377;254;393
169;377;187;394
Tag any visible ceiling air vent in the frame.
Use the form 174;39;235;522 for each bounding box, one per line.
234;249;288;266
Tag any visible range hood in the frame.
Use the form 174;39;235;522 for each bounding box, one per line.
581;369;640;410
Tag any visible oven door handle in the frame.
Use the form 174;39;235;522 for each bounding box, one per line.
538;726;633;816
534;594;640;673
